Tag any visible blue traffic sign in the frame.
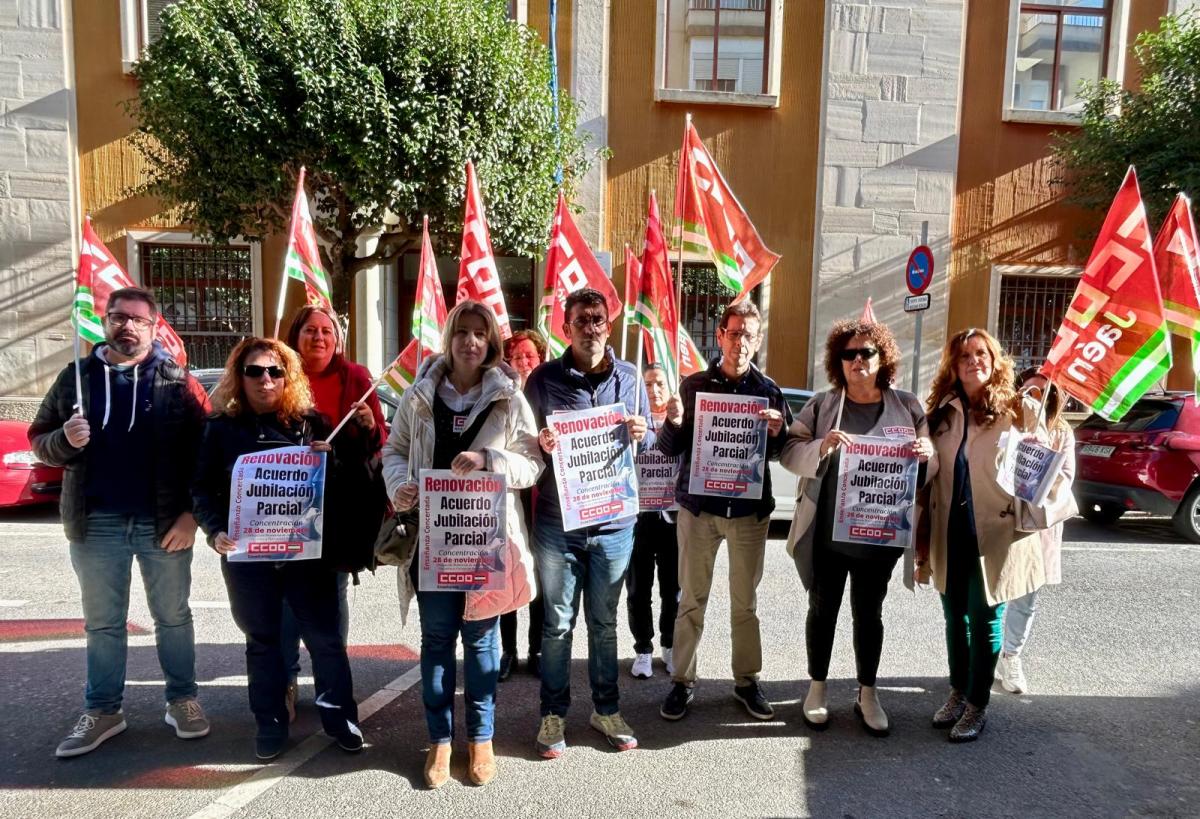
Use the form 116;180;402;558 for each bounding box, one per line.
906;245;934;295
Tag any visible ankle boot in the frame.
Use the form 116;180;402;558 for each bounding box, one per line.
468;740;496;785
802;681;829;730
854;685;890;737
423;743;452;789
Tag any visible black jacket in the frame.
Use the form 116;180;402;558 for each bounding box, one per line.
28;343;209;542
656;360;792;520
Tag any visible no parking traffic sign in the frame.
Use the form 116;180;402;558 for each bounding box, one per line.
905;245;934;296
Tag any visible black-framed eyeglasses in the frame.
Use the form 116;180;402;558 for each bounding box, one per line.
243;364;286;379
840;347;879;362
569;316;609;330
106;311;154;329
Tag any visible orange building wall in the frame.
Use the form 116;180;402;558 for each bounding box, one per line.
604;0;826;388
950;2;1169;344
72;0;294;330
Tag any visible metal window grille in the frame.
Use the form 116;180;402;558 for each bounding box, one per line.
995;273;1079;373
139;242;254;369
680;262;762;367
690;0;767;10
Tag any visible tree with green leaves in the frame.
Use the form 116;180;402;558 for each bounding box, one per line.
1052;10;1200;227
129;0;592;312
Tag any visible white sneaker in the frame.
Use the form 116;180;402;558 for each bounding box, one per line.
998;653;1028;694
631;653;653;679
661;647;674;675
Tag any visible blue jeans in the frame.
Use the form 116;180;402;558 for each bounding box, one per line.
281;572;350;680
69;512;197;712
534;523;634;718
1003;588;1040;656
415;588;499;743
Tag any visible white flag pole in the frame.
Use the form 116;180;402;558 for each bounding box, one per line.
674;115;690;392
620;242;631;362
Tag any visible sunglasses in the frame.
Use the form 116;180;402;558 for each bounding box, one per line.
840;347;879;362
243;364;286;379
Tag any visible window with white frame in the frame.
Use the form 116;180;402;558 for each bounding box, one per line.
656;0;783;106
1005;0;1126;120
120;0;181;72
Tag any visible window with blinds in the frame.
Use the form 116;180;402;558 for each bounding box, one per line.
143;0;180;45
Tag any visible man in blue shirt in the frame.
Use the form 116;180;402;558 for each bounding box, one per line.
524;288;652;758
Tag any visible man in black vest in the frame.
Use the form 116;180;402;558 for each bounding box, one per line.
30;287;211;758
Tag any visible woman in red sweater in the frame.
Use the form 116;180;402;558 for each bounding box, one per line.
280;305;386;721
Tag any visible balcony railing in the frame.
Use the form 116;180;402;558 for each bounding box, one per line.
689;0;767;11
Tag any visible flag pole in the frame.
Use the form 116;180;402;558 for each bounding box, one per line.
273;166;306;339
325;377;381;444
620;242;631;361
72;295;83;413
674;114;691;391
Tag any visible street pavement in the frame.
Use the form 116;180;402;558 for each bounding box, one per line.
0;506;1197;818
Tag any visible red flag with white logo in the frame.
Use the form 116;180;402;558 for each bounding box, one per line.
538;191;621;357
77;218;188;365
456;160;512;339
1041;167;1171;420
674;117;780;301
1153;193;1200;398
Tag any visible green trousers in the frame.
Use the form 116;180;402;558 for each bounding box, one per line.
940;554;1005;709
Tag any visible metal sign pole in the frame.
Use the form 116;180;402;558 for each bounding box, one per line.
910;221;929;395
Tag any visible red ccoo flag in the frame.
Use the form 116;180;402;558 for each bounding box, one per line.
635;191;683;385
674;116;780;301
457;160;512;338
1153;193;1200;398
1041;167;1171;420
77;217;187;365
538;192;621;358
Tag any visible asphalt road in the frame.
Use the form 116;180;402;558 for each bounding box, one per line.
0;507;1196;818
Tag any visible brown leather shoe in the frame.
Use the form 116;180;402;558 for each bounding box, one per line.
468;740;496;786
424;743;452;789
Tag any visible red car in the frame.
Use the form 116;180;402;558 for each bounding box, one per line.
1074;392;1200;542
0;419;63;508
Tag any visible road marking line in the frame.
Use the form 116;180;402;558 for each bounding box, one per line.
185;664;421;819
1062;546;1167;552
0;600;28;607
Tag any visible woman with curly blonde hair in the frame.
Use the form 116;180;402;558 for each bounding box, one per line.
193;337;362;761
923;328;1047;743
781;318;934;737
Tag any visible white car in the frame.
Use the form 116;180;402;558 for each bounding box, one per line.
770;387;815;521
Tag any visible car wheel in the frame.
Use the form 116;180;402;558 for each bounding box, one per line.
1172;485;1200;543
1080;502;1125;525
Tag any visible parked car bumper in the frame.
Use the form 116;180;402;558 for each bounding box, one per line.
0;467;61;508
1074;480;1177;517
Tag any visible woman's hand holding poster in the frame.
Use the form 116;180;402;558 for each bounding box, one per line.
227;446;326;562
833;435;919;549
550;404;639;531
687;392;769;500
419;469;508;591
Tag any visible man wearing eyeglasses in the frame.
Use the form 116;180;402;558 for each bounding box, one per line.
655;300;792;722
523;288;653;759
29;287;212;758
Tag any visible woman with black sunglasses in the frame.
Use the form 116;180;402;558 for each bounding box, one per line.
781;319;934;737
192;337;361;761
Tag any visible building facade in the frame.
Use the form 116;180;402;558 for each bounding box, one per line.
0;0;1189;416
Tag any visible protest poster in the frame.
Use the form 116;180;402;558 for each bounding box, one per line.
549;403;639;531
418;469;508;592
227;446;326;562
687;392;768;500
833;435;919;549
636;447;680;512
1011;438;1068;507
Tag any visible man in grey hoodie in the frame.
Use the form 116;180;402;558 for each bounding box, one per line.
29;287;211;758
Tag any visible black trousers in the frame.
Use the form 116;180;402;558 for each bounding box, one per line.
222;558;358;738
626;512;679;654
499;597;544;657
805;545;900;687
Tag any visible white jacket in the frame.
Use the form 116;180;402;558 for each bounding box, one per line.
382;356;543;622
